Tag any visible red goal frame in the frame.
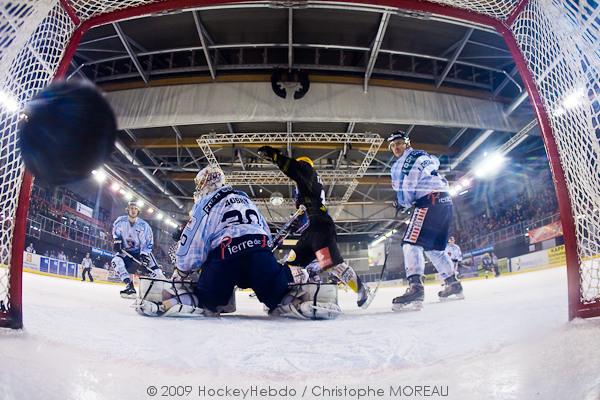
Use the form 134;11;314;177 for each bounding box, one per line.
3;0;597;328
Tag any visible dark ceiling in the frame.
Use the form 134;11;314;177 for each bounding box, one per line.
67;2;543;237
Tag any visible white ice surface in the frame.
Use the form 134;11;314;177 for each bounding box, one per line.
1;268;599;400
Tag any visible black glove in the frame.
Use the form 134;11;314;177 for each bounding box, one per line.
140;253;151;269
113;239;123;253
257;146;281;163
172;224;184;242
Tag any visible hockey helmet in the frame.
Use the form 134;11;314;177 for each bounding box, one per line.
127;200;139;209
387;130;410;147
194;166;226;201
296;156;314;167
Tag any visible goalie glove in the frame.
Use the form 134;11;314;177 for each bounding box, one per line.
113;239;123;253
257;145;281;163
171;267;192;281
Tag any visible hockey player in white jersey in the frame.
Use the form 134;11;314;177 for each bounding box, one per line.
388;130;464;311
445;236;463;277
147;166;340;319
111;201;164;298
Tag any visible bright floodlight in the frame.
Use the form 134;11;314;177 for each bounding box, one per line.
124;191;133;200
562;88;585;110
156;212;164;220
136;199;144;207
449;184;463;197
270;191;284;206
93;169;107;183
147;207;154;214
0;90;19;113
473;152;505;179
110;182;120;192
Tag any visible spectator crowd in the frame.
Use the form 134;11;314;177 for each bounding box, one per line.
451;186;559;248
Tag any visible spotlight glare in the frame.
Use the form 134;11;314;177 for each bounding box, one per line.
110;182;120;192
0;90;19;113
124;192;133;200
562;88;585;110
156;212;164;220
93;169;107;183
147;208;154;214
473;152;505;179
136;199;144;207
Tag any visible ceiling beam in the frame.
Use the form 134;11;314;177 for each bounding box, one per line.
436;28;473;88
114;139;184;208
364;12;391;92
288;8;293;70
192;11;216;80
167;172;391;185
112;22;147;84
129;137;458;155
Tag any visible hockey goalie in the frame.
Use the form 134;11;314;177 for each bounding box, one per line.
134;166;341;320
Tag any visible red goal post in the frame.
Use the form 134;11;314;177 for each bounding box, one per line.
0;0;598;328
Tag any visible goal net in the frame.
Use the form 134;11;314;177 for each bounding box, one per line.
0;0;598;328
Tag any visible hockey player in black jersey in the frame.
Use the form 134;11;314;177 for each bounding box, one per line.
258;146;373;308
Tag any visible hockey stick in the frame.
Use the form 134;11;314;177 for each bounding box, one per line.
271;204;307;252
120;249;164;277
363;212;410;307
120;249;143;266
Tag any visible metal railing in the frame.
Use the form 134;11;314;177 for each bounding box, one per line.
462;213;561;251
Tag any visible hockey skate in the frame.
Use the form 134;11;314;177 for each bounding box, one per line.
120;281;137;299
329;262;376;309
392;283;424;312
438;278;464;301
356;279;375;309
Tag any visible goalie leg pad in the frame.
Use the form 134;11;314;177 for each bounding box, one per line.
270;283;341;320
135;277;214;317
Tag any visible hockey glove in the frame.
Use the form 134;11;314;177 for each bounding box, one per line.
113;239;123;253
172;224;184;242
140;253;151;269
257;146;281;163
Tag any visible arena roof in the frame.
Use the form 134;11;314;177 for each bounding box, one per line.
67;1;545;237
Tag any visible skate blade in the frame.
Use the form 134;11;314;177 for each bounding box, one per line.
392;301;423;312
120;293;137;299
358;291;376;309
439;293;465;302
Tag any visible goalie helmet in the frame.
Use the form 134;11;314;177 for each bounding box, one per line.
387;130;410;147
194;166;225;201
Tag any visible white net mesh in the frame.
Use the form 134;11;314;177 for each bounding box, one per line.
428;0;519;19
0;1;75;321
70;0;158;21
511;0;600;306
0;0;599;324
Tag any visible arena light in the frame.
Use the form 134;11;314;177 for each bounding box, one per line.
92;169;107;183
370;228;398;247
147;207;154;214
0;90;19;113
110;182;120;192
473;152;505;179
562;87;586;110
449;184;463;197
123;191;133;200
136;199;144;207
156;212;164;220
269;191;284;206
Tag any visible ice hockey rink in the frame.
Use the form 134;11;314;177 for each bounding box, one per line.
1;267;599;400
